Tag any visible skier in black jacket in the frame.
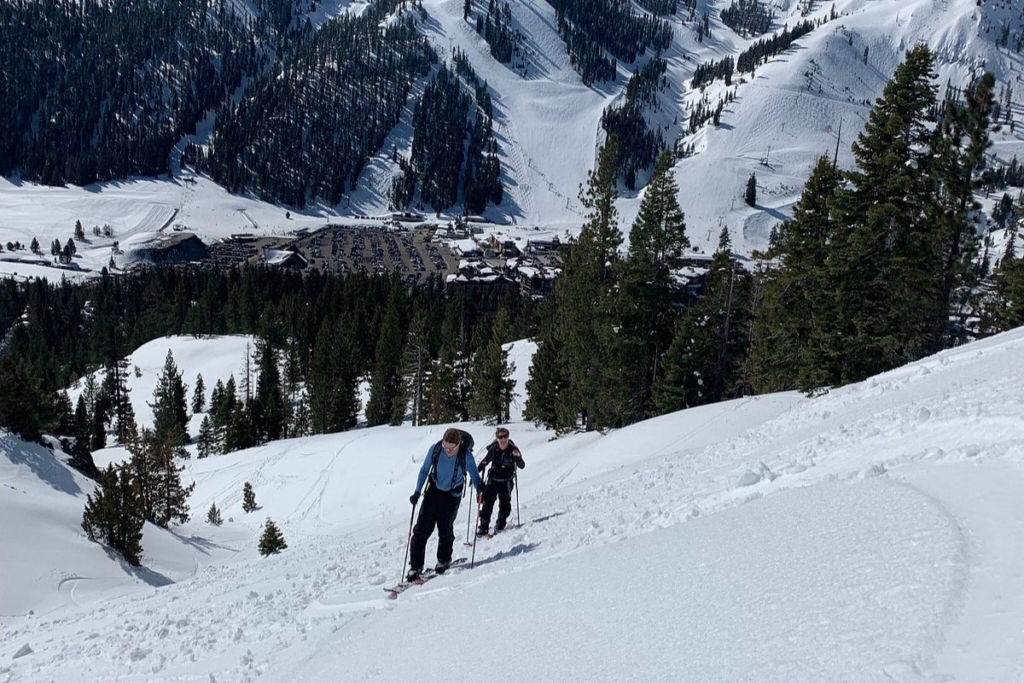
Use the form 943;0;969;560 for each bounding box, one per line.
476;427;525;536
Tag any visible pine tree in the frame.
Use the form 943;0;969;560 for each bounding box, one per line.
128;427;194;528
930;72;995;348
74;394;90;440
366;283;407;427
655;228;752;411
258;518;287;556
0;357;54;440
191;374;206;414
224;400;255;453
307;316;360;434
467;307;516;423
522;318;568;428
397;310;433;427
808;44;942;388
981;242;1024;333
82;465;145;566
54;390;75;435
103;358;135;444
242;482;257;513
197;415;216;458
526;136;622;432
211;376;236;448
290;393;311;437
744;172;757;206
746;154;840;393
150;350;189;447
423;345;463;424
251;338;285;443
206;501;223;526
612;150;689;423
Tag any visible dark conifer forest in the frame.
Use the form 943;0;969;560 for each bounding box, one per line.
547;0;672;85
0;0;274;185
189;11;437;208
0;264;535;449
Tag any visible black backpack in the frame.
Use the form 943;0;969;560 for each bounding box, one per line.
428;429;475;493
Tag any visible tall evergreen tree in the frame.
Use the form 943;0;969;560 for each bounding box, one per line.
980;224;1024;334
211;376;237;450
467;307;516;423
307;316;360;434
242;482;258;513
82;465;145;567
251;339;285;444
224;400;255;453
746;154;840;393
145;428;194;527
150;350;189;447
424;345;464;425
807;44;943;389
74;394;90;442
0;357;53;440
197;415;216;458
930;72;995;347
125;426;193;528
102;358;135;444
612;150;689;423
398;310;433;427
366;283;407;427
526;136;622;432
191;374;206;414
522;314;568;428
655;228;752;411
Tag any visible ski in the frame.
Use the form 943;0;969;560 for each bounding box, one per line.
385;557;467;598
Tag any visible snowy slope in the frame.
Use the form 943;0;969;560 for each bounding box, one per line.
3;327;1024;681
3;0;1023;282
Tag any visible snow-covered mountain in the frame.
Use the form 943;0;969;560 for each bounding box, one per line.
3;326;1024;681
2;0;1023;282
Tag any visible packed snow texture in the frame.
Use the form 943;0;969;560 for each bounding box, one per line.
3;326;1024;682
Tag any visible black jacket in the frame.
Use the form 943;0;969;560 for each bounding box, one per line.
478;440;525;483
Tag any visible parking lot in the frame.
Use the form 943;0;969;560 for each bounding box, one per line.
290;225;460;283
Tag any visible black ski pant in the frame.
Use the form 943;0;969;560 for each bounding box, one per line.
479;478;512;533
409;485;462;571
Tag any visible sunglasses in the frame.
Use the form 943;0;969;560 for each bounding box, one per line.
496;434;509;440
442;441;459;452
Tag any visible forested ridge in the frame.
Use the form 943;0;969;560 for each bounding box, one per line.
0;0;280;185
0;264;534;450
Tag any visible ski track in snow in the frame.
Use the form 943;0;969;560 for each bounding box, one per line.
7;337;1024;682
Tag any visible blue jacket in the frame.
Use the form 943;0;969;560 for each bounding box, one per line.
415;443;482;496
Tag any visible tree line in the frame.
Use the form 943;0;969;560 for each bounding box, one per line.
526;46;1024;433
719;0;774;38
601;57;669;191
0;265;534;448
188;11;437;208
390;58;504;214
0;0;278;186
548;0;673;85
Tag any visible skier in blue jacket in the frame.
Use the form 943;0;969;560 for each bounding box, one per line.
407;427;482;581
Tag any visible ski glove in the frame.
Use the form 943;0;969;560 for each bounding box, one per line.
410;491;420;506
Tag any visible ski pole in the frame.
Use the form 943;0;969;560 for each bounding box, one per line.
513;469;520;528
471;491;482;568
464;479;473;545
400;501;416;583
